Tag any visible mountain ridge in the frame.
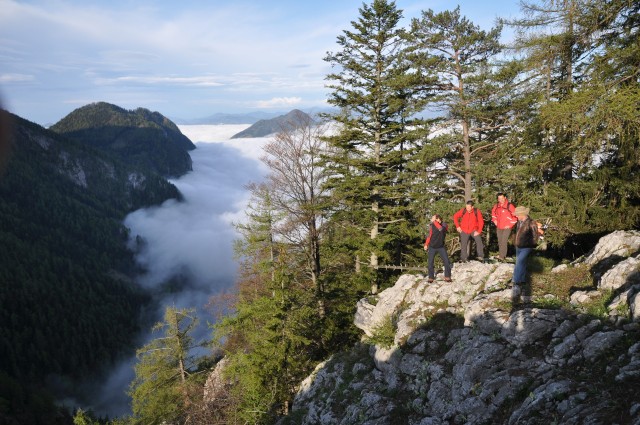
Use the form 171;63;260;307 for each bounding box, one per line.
50;102;195;177
175;111;285;125
230;109;315;139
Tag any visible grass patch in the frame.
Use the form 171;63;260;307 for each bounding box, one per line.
530;263;592;307
531;296;565;309
366;295;378;306
493;299;513;311
579;289;613;319
364;314;397;349
528;255;556;274
418;311;464;334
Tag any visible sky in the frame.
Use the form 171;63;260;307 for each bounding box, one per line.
0;0;521;127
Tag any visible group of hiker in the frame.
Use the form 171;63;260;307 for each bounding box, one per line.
423;193;544;285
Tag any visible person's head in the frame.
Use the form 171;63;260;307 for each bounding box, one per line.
465;200;474;212
514;206;529;220
497;193;507;204
432;214;442;223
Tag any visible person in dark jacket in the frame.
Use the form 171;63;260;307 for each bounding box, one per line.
424;214;452;283
512;206;544;286
453;200;485;262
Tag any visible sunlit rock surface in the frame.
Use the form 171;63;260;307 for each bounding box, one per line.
275;230;640;425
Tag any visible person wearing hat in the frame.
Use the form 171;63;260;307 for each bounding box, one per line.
512;206;544;288
453;200;485;262
491;193;517;260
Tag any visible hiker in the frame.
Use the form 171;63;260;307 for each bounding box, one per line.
453;200;485;262
424;214;452;283
512;206;544;286
491;193;517;260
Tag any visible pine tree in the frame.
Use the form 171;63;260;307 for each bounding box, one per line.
504;0;640;239
128;307;204;425
322;0;427;292
507;0;596;183
409;6;511;204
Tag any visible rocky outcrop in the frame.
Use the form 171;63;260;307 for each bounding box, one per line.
281;230;640;425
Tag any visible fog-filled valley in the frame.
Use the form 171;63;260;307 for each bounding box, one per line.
82;125;272;416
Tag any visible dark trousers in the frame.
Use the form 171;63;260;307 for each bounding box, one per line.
460;232;484;261
428;247;451;279
496;228;512;259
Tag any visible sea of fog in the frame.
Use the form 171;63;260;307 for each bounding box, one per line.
79;124;272;417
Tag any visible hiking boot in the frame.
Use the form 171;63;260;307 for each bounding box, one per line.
444;277;452;282
428;278;434;283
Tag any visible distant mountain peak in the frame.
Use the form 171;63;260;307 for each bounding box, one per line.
230;109;315;139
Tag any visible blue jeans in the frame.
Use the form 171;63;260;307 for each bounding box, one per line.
428;247;451;279
513;247;533;284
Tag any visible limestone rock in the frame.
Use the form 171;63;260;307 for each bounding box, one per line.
599;255;640;291
270;231;640;425
584;230;640;266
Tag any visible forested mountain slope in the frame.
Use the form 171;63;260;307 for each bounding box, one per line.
50;102;196;177
0;111;182;423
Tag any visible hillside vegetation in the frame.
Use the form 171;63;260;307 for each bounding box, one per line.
0;112;182;423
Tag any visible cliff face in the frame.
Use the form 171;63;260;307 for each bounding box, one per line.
280;231;640;425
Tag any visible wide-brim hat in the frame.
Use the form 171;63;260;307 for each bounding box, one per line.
514;206;530;216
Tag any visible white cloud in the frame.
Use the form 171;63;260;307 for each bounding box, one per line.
104;75;226;87
0;73;34;83
254;96;302;109
124;141;265;290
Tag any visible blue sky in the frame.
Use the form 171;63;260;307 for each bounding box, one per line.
0;0;521;126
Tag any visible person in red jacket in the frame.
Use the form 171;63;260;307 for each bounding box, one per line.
453;200;485;262
491;193;518;260
423;214;452;283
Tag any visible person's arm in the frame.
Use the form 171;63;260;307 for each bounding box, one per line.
476;209;484;235
424;226;432;249
453;209;462;230
507;204;518;227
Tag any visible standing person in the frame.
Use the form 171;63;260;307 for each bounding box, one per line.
491;193;517;261
453;200;485;262
512;206;544;287
424;214;452;283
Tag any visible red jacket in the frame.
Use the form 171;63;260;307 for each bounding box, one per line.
491;199;517;229
453;207;484;234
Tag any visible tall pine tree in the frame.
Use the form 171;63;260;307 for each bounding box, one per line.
323;0;427;292
409;7;513;206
